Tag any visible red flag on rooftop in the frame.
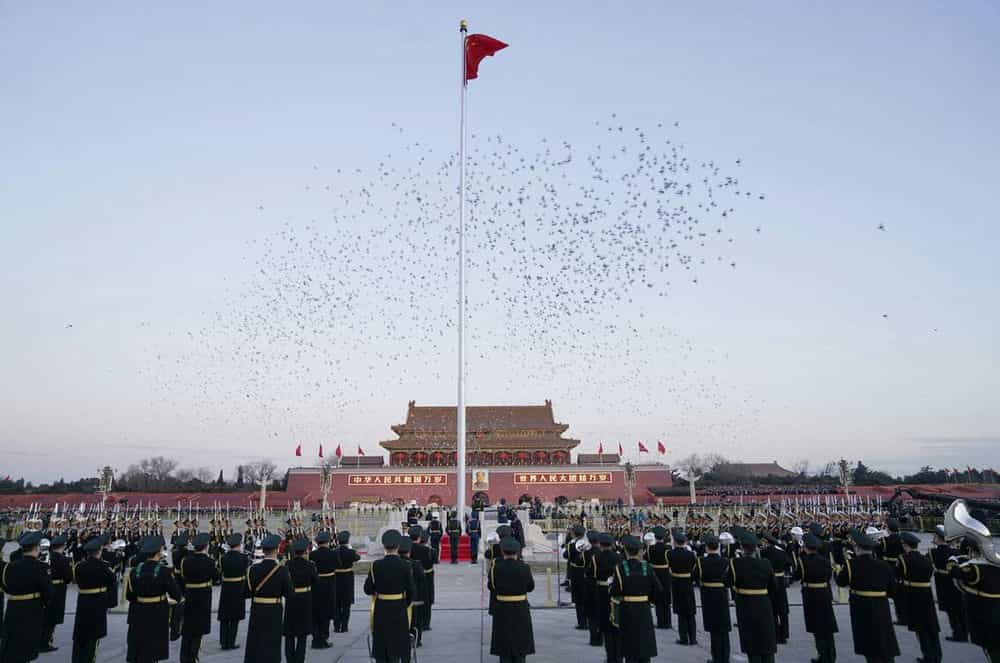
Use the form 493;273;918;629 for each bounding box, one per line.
294;444;302;457
318;444;324;458
638;442;649;453
657;440;666;454
618;442;624;455
598;442;604;455
357;446;365;456
335;444;342;458
465;32;508;82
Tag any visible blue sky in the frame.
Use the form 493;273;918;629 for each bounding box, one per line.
2;2;998;482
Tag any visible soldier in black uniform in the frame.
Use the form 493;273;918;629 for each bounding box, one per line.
169;533;188;642
308;530;339;648
427;514;443;563
794;532;838;663
881;518;907;626
244;534;294;663
417;527;435;628
488;536;535;663
594;532;622;661
694;533;732;663
897;531;941;663
446;511;462;564
364;530;417;663
645;525;672;630
760;534;790;644
611;535;660;663
835;528;899;663
71;536;118;663
408;527;433;640
398;537;425;647
284;538;319;663
563;524;588;629
726;527;777;663
40;533;72;652
666;530;697;646
0;536;6;629
126;536;184;663
950;535;1000;661
406;503;422;528
0;531;53;663
179;532;220;663
929;525;967;642
582;530;603;646
467;513;482;563
334;530;360;633
218;533;251;650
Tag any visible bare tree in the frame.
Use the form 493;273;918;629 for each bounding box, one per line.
243;460;278;486
138;457;178;484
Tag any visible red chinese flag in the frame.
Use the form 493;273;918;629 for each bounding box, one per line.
618;442;623;455
638;442;649;453
318;444;324;458
598;442;604;455
295;444;302;457
465;33;508;82
357;446;365;456
657;440;666;454
335;444;342;458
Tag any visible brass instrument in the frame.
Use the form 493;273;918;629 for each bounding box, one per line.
944;499;1000;567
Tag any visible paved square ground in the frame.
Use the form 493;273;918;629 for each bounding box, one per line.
42;561;984;662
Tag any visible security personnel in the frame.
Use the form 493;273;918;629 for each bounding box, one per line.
881;518;907;626
929;526;967;642
694;533;732;663
563;524;588;630
218;533;251;650
408;527;433;639
794;533;838;663
427;514;443;563
363;530;417;663
582;530;603;646
0;531;54;663
760;534;791;644
645;525;672;630
611;535;660;663
488;537;535;663
179;532;220;663
666;530;697;646
398;537;425;647
898;531;941;663
40;533;73;652
71;536;117;663
594;533;622;662
726;528;777;663
309;530;340;648
245;534;294;663
446;511;462;564
950;534;1000;661
334;530;361;633
467;513;482;564
835;528;900;663
284;538;319;663
126;536;184;663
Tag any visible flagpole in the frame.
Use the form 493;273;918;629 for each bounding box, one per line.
456;19;468;521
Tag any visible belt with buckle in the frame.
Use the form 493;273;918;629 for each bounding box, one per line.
701;582;725;588
376;593;405;600
671;572;692;578
496;594;527;602
51;580;66;585
294;586;311;593
804;582;829;589
253;597;282;605
622;595;648;602
904;581;931;588
336;568;354;574
649;563;669;569
318;571;337;578
136;595;166;604
852;590;887;598
735;588;768;596
185;581;212;589
222;576;244;583
79;587;107;595
7;593;41;601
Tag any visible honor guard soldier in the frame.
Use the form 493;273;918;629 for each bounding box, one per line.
898;531;942;663
666;529;698;646
398;536;426;647
564;524;588;630
169;533;189;642
794;532;838;663
881;518;907;626
594;533;622;662
427;514;443;562
0;531;53;663
0;536;6;629
645;525;673;630
40;533;72;652
489;536;535;663
950;533;1000;661
71;536;117;663
726;528;778;663
334;530;361;633
408;527;433;640
760;533;791;644
446;511;462;564
611;535;660;663
180;532;220;663
284;538;319;663
835;528;900;663
218;533;251;650
694;533;732;663
418;527;436;628
126;536;184;663
308;530;340;648
930;525;967;642
467;513;482;563
364;530;417;663
581;530;603;646
244;534;294;663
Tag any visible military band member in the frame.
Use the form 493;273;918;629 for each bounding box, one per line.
595;532;622;661
308;530;339;648
582;530;603;646
949;535;1000;662
666;530;698;646
645;525;673;630
40;533;72;652
695;533;732;663
179;532;220;663
284;538;319;663
218;533;250;651
335;530;361;633
488;537;535;663
0;531;54;663
611;534;660;663
761;533;791;644
881;518;907;626
398;537;425;647
835;528;900;663
930;525;967;642
408;526;433;641
726;528;777;663
564;524;588;630
71;536;117;663
897;531;941;663
364;530;417;663
169;533;188;642
0;536;6;629
794;532;838;663
446;511;462;564
244;534;294;663
427;514;443;563
126;536;184;663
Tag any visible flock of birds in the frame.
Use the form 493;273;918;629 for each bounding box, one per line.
149;118;779;452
